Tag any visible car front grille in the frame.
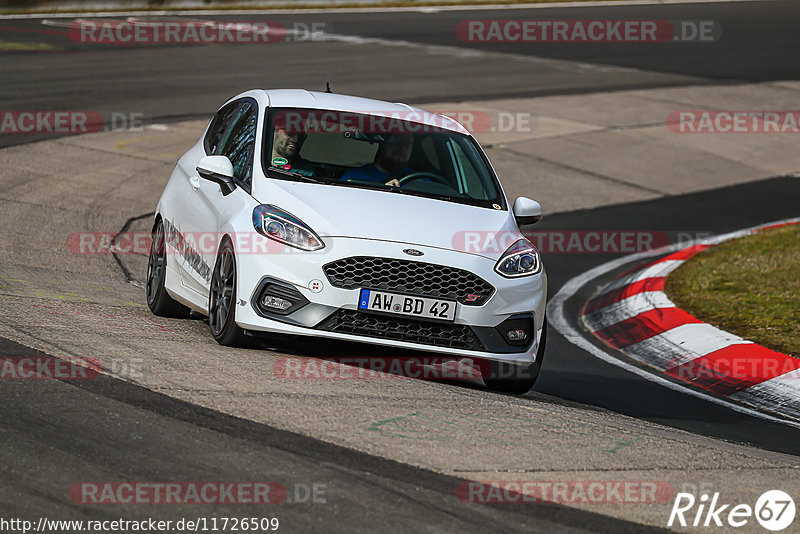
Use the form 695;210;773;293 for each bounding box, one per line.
322;256;495;306
316;309;486;351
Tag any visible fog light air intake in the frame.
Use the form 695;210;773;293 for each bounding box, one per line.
495;315;534;347
252;279;309;317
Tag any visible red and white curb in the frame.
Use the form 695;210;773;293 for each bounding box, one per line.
548;218;800;427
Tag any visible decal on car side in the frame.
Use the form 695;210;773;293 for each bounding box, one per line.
162;219;212;282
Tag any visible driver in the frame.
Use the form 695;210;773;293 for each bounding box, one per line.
341;133;414;183
271;127;315;177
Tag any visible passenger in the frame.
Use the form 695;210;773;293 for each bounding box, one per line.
271;127;315;177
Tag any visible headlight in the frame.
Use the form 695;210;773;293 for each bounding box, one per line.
494;238;541;277
252;205;324;251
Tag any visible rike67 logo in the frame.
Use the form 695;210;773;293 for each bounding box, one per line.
668;490;795;531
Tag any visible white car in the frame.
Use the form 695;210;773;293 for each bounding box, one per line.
147;89;547;393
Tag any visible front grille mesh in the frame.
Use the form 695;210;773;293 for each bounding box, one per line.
317;309;485;351
323;256;494;305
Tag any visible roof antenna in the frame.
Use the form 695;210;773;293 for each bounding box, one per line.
325;82;333;93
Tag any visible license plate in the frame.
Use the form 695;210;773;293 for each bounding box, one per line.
357;289;456;322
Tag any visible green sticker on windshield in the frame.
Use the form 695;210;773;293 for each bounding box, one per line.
272;157;288;166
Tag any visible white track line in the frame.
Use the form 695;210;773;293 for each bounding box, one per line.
317;30;639;72
39;16;644;74
546;217;800;430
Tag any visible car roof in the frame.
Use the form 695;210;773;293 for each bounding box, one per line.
241;89;470;135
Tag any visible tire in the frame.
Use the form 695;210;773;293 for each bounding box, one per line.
208;238;248;347
483;320;547;395
146;219;190;318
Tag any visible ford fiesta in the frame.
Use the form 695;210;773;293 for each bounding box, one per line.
147;89;547;393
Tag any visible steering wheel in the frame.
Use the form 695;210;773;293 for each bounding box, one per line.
397;171;450;187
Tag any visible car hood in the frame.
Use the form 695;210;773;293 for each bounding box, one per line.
256;180;521;260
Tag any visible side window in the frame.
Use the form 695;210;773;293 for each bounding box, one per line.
204;102;241;155
218;102;257;187
447;139;488;199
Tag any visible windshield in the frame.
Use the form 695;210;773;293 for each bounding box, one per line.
263;108;505;209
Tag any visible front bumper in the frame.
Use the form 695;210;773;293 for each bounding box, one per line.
233;236;547;364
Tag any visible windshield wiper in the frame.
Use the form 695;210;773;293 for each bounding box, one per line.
276;174;467;204
336;179;412;195
267;166;323;184
335;180;472;204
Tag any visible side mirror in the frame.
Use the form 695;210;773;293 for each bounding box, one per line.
513;197;543;226
197;155;236;195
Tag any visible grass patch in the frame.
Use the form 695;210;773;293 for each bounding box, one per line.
665;223;800;358
0;39;59;51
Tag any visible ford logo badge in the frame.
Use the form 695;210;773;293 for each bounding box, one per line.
403;249;424;256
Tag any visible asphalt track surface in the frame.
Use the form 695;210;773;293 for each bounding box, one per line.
1;0;800;147
0;337;646;532
1;1;800;531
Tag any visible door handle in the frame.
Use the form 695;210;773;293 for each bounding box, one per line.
189;175;200;190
